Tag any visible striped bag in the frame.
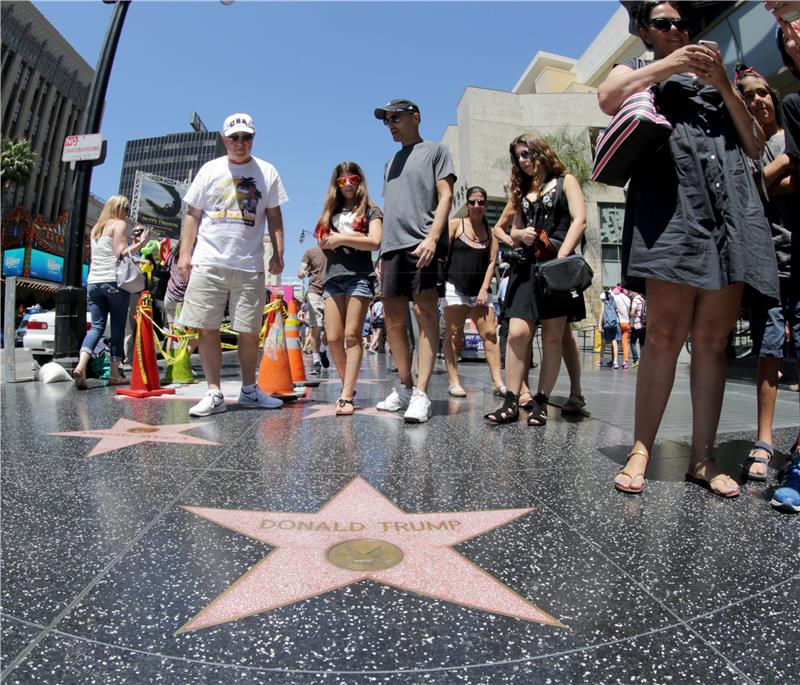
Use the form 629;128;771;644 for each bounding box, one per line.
591;87;672;187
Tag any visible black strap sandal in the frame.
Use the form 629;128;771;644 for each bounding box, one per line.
527;393;548;426
335;398;355;416
484;391;519;424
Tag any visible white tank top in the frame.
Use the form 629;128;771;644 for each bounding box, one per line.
87;235;118;284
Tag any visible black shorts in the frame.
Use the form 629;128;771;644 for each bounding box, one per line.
380;248;443;300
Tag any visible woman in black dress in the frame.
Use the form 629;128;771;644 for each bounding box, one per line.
485;133;587;426
599;1;779;497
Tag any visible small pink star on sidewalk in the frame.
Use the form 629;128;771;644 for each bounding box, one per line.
178;477;563;633
50;418;221;457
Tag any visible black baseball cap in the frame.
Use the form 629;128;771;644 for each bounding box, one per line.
374;99;420;120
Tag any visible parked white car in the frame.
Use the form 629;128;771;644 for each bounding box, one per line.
23;310;97;366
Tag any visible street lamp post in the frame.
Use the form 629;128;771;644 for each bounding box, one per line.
54;0;130;365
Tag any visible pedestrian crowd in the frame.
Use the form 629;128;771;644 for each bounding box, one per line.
75;1;798;513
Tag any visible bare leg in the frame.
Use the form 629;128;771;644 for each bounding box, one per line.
198;328;223;390
536;317;566;396
611;339;619;365
749;356;781;478
412;291;440;394
340;296;370;400
383;297;412;388
686;284;743;495
471;304;504;390
506;317;536;396
443;304;469;387
615;280;694;491
561;324;582;397
237;331;259;387
324;295;347;383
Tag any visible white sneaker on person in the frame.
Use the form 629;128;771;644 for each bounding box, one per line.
189;390;226;417
376;385;412;412
403;387;431;423
239;385;283;409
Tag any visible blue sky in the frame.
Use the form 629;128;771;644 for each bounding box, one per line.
34;1;617;273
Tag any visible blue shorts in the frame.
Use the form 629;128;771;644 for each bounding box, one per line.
750;284;800;360
323;276;374;299
603;325;620;342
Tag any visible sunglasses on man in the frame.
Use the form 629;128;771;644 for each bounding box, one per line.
227;133;253;142
467;199;487;207
646;16;690;32
336;175;361;188
382;113;405;125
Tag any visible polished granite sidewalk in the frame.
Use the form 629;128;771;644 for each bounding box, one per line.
1;351;798;684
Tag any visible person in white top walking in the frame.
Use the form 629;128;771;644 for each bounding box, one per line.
613;285;632;369
73;195;149;389
177;113;288;417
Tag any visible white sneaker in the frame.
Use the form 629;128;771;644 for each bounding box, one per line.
189;391;226;417
239;386;283;410
376;385;412;412
403;387;431;423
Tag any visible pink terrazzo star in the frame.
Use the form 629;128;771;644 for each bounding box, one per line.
50;418;221;457
178;476;563;633
300;403;404;420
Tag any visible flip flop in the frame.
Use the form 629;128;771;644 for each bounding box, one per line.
685;459;740;498
614;448;650;494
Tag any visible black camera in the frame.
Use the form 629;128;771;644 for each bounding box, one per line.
504;247;527;266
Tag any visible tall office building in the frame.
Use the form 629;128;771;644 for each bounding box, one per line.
1;2;93;222
117;130;226;202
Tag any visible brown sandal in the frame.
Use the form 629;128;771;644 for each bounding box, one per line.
335;398;355;416
685;458;740;498
614;448;650;494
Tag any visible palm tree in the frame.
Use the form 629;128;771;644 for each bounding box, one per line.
1;138;35;218
544;128;593;187
1;138;35;188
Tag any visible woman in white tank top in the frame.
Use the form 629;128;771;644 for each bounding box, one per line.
73;195;149;388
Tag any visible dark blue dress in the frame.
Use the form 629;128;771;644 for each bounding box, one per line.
620;59;779;301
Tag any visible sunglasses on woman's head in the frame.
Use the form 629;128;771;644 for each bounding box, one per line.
227;133;253;142
467;199;486;207
336;175;361;188
646;16;689;32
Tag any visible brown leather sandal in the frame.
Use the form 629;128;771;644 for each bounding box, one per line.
335;398;355;416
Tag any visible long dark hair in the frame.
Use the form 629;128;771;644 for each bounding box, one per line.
734;65;784;131
507;133;567;209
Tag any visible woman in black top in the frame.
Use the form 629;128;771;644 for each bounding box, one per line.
600;1;779;497
441;186;504;398
485;133;587;426
315;161;383;415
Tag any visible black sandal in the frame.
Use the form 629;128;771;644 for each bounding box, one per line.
335;398;355;416
527;393;548;426
484;391;519;424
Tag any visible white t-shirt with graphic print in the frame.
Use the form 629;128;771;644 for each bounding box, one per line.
183;155;288;272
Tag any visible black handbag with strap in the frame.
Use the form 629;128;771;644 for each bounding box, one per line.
537;254;594;294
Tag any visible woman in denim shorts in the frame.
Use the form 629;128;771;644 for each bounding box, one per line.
315;161;383;415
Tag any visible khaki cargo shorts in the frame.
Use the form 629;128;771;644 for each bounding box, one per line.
178;264;265;333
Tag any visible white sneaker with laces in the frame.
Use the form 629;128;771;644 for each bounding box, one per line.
239;386;283;409
376;385;412;412
403;387;431;423
189;391;226;417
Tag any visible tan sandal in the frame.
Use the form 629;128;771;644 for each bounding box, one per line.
685;458;740;498
614;448;650;494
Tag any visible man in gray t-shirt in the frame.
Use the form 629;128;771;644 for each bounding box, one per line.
372;98;456;423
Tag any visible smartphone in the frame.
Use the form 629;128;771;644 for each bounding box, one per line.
780;10;800;21
698;39;720;52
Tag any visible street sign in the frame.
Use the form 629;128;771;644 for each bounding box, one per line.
61;134;103;162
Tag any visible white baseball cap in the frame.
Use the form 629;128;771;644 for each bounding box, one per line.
223;113;255;137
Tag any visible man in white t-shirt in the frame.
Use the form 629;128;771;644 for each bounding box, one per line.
178;112;288;417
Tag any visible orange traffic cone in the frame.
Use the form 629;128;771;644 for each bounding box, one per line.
117;291;176;398
257;312;298;400
285;299;320;387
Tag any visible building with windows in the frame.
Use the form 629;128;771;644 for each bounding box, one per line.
1;1;93;222
117;131;226;203
442;1;798;319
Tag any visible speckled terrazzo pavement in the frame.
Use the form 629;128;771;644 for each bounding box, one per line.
1;351;798;684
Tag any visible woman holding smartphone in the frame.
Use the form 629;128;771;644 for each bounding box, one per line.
599;1;778;497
